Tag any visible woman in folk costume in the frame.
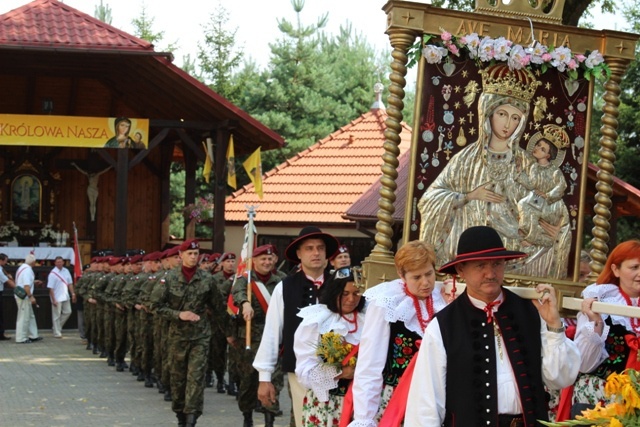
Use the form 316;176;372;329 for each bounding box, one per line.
570;240;640;413
294;267;366;426
346;241;448;427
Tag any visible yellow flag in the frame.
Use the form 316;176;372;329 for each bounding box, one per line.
243;147;263;199
226;135;237;189
202;141;212;183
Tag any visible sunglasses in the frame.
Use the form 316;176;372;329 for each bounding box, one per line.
333;266;364;289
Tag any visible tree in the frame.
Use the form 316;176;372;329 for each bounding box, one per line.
94;0;112;24
131;4;177;53
197;3;244;99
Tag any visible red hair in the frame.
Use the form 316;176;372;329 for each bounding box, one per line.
597;240;640;285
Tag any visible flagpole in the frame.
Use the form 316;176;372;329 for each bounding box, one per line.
72;221;83;281
245;206;256;350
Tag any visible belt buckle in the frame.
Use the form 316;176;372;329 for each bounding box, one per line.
510;417;523;427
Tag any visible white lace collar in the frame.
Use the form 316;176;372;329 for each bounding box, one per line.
362;278;448;336
297;304;364;344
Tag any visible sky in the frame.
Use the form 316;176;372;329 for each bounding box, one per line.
0;0;626;72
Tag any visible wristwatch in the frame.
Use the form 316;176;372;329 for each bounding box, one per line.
546;325;565;333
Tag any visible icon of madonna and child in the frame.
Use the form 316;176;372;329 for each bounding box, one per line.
416;62;589;280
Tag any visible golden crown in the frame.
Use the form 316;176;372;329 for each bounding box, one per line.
540;124;570;149
480;64;541;103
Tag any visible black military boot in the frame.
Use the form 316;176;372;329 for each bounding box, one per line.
242;411;253;427
216;373;226;394
157;379;166;394
164;389;172;402
205;371;213;388
99;349;107;358
144;375;154;388
107;355;115;366
226;381;237;396
176;412;186;427
92;345;99;354
116;361;126;372
137;371;145;381
264;411;275;427
185;413;197;427
86;342;92;350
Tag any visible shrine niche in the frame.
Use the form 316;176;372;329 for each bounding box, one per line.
0;158;60;229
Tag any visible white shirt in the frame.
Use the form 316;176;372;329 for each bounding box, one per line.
16;263;35;289
294;304;365;402
47;266;73;302
0;266;8;291
253;280;285;382
404;292;581;427
348;279;448;427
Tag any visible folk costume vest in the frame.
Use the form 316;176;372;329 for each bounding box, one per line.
281;269;331;373
437;289;548;427
383;321;421;388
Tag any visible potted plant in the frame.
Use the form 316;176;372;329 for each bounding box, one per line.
183;194;214;223
39;224;57;246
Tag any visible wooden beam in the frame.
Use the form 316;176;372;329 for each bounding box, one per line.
176;128;206;163
114;149;129;255
129;127;170;169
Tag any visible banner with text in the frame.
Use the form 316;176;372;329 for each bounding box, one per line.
0;114;149;149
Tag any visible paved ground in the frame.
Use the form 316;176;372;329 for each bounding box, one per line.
0;330;292;427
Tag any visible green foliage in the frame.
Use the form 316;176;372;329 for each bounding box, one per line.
197;3;244;98
94;0;112;24
131;5;177;53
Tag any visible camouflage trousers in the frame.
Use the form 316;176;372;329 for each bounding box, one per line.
207;325;227;378
137;310;154;375
83;302;93;344
104;305;116;355
114;308;128;362
169;336;210;416
127;308;139;368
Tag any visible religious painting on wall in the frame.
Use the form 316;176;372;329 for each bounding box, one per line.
11;174;42;223
406;30;608;281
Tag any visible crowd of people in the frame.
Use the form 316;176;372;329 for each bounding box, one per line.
1;225;639;427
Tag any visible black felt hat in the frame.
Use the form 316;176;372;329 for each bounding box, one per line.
438;226;527;275
285;226;339;263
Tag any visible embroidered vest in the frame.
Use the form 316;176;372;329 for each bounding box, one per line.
383;321;421;387
437;289;548;427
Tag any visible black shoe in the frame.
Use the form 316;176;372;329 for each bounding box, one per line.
185;413;197;427
29;336;43;342
107;358;115;367
93;346;99;354
119;361;129;370
176;412;186;427
0;335;11;341
144;376;154;388
137;372;145;381
86;342;92;350
19;339;33;344
205;372;213;388
157;380;166;394
116;362;125;372
216;379;226;394
243;411;253;427
164;390;172;402
99;351;107;358
226;381;237;396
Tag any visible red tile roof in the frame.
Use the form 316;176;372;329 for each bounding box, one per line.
0;0;153;52
225;109;412;224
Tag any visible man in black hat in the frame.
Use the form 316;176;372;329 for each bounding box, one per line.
253;226;339;427
405;226;580;427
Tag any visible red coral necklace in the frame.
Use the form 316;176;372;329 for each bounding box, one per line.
404;284;434;332
341;311;358;333
619;288;640;335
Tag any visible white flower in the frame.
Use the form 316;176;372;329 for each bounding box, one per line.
585;50;604;68
422;45;448;64
529;43;548;65
478;37;495;62
508;45;528;70
461;33;480;59
493;37;512;61
551;46;572;72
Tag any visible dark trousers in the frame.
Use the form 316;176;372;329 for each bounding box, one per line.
0;293;5;336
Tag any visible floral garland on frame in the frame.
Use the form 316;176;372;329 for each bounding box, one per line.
410;28;610;82
183;193;214;223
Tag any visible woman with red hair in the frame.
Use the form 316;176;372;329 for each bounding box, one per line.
572;240;640;413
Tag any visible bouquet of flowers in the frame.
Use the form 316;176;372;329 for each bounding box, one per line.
540;369;640;426
39;224;58;243
316;331;357;368
0;221;20;242
183;194;214;223
410;28;610;82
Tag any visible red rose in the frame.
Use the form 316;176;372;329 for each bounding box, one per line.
396;357;406;365
395;337;403;345
402;346;413;355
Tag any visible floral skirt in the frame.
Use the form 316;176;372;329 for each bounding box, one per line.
301;390;344;427
572;373;607;407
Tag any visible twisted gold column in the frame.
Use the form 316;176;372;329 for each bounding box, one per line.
589;58;630;274
362;28;417;288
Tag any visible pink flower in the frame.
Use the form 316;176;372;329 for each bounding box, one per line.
574;54;586;63
541;53;552;62
448;44;460;56
567;59;578;70
441;31;452;41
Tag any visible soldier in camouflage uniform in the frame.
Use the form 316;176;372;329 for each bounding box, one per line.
152;239;228;427
98;257;120;361
232;245;286;427
107;257;129;371
135;251;162;387
121;254;144;375
85;257;110;355
210;252;237;395
75;258;99;351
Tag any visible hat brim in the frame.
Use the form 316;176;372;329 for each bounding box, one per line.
285;232;339;263
438;250;527;275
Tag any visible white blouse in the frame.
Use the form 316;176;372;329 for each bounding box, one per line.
294;304;365;402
